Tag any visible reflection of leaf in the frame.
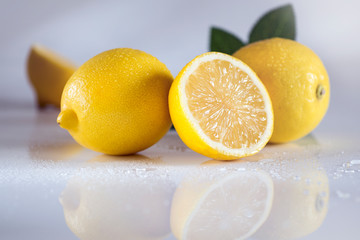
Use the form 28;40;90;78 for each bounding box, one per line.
249;4;296;43
210;27;245;54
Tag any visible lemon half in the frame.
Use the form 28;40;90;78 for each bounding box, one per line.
27;44;77;108
169;52;273;160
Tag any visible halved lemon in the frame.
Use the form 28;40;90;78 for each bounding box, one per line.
27;44;77;108
169;52;273;160
170;169;274;240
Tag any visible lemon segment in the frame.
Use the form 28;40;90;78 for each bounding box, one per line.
233;38;330;143
169;52;273;160
27;44;77;108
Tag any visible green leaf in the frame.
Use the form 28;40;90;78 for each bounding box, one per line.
210;27;245;55
249;4;296;43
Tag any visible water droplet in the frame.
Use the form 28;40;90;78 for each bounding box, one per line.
350;160;360;165
333;172;342;179
260;159;274;163
303;189;310;195
343;162;352;168
145;167;157;172
336;190;351;199
243;209;254;218
293;175;301;181
236;167;246;172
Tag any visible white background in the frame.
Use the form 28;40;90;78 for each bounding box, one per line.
1;0;360;116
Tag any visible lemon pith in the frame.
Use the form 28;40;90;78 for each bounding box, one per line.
233;38;330;143
169;52;273;160
58;48;173;155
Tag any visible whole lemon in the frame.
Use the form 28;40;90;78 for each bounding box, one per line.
233;38;330;143
57;48;173;155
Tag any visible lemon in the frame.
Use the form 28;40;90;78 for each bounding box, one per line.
233;38;330;143
27;44;77;108
169;52;273;160
57;48;173;155
170;168;274;240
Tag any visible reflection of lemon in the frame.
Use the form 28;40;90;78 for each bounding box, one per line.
27;44;77;108
170;169;274;240
60;173;174;240
169;52;273;160
253;166;329;240
57;48;173;155
88;153;165;165
233;38;330;143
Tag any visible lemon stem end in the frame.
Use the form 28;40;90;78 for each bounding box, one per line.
316;85;326;100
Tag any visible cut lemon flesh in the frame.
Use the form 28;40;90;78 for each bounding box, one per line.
170;170;274;240
169;52;273;160
27;44;77;108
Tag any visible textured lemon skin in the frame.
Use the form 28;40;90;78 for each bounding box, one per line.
233;38;330;143
169;53;272;160
27;44;77;108
59;48;173;155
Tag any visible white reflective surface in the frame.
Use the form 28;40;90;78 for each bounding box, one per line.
1;0;360;239
1;108;359;239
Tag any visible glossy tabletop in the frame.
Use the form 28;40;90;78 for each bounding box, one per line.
1;106;359;240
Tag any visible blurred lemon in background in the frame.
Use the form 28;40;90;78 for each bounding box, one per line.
57;48;173;155
169;52;273;160
170;168;274;240
233;38;330;143
27;44;77;108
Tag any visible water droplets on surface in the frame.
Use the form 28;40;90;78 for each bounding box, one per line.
243;208;254;218
336;190;351;199
293;175;301;181
350;159;360;165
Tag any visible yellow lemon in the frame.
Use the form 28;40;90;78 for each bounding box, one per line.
233;38;330;143
169;52;273;160
57;48;173;155
27;44;77;108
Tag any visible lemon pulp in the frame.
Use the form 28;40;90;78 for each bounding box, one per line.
186;59;268;149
